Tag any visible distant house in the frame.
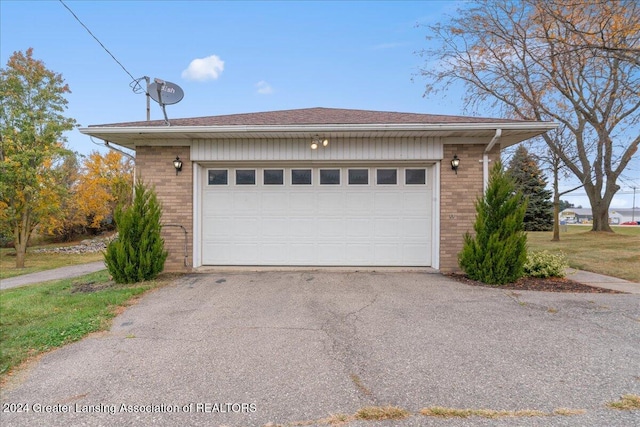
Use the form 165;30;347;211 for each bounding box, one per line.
560;208;639;225
559;208;593;224
609;208;640;225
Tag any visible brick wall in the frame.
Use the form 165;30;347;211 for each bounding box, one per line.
135;146;192;272
439;143;501;272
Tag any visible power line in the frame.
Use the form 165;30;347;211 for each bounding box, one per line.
562;191;637;197
58;0;137;83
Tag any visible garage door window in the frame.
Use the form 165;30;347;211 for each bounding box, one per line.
405;169;426;185
208;170;228;185
292;169;312;185
376;169;397;185
320;169;341;185
236;169;256;185
348;169;369;185
264;169;284;185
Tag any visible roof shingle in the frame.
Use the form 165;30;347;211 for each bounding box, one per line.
90;107;533;128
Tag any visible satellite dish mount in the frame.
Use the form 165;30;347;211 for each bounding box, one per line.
145;76;184;126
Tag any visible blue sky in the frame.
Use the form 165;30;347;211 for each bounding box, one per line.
2;0;637;209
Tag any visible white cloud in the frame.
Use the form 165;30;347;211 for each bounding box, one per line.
255;80;273;95
181;55;224;81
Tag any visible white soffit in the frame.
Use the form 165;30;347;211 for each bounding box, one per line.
79;122;557;150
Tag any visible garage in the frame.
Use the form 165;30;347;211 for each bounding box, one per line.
201;164;434;266
80;107;557;271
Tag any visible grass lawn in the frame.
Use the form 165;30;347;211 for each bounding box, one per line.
0;245;104;280
0;270;168;379
527;225;640;282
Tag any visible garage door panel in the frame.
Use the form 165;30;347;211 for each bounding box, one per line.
317;218;345;237
346;218;373;237
202;217;234;242
317;244;345;263
230;244;259;263
345;192;374;212
402;243;431;264
289;243;316;263
261;218;289;237
375;244;403;263
345;244;372;263
401;218;430;238
202;166;433;266
261;193;288;212
289;192;316;213
318;193;345;214
203;242;232;264
233;218;260;237
204;192;232;211
289;218;316;238
233;193;260;210
261;244;288;263
374;218;400;237
375;193;403;212
403;193;430;211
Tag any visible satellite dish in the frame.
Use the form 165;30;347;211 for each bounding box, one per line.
148;78;184;105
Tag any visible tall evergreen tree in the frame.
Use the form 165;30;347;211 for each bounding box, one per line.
507;146;554;231
459;161;528;285
104;181;167;284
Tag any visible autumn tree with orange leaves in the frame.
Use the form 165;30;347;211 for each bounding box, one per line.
75;150;134;230
419;0;640;232
0;49;76;267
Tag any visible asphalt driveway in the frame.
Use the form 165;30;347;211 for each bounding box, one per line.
1;271;639;426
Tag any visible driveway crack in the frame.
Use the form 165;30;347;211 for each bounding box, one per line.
317;293;381;404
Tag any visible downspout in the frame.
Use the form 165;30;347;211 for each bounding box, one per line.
90;136;135;161
90;136;136;185
483;129;502;193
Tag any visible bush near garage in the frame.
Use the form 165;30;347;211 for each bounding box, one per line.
104;181;167;284
524;250;569;278
458;161;528;285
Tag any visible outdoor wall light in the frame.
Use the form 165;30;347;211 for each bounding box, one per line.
173;156;183;175
311;135;329;150
451;154;460;174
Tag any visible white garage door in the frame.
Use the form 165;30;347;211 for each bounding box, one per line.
201;165;433;266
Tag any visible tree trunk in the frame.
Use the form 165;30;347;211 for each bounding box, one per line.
15;245;26;269
584;177;617;232
551;160;560;241
14;210;32;269
552;192;560;241
590;199;613;232
14;232;28;269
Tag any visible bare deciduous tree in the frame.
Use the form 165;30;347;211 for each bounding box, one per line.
419;0;640;232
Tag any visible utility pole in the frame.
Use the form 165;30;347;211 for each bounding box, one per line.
633;187;637;223
145;76;150;121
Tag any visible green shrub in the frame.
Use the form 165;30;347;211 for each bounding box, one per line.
104;181;167;284
524;250;568;278
458;161;528;285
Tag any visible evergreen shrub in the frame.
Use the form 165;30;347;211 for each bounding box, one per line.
458;161;528;285
104;181;168;284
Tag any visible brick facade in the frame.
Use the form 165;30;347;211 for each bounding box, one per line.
439;143;501;272
135;146;193;272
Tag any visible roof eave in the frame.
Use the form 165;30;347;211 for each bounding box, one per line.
81;122;557;134
79;122;558;150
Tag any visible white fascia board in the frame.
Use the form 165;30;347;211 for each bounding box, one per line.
79;122;557;136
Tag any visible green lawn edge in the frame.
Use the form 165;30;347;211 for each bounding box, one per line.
0;270;171;379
